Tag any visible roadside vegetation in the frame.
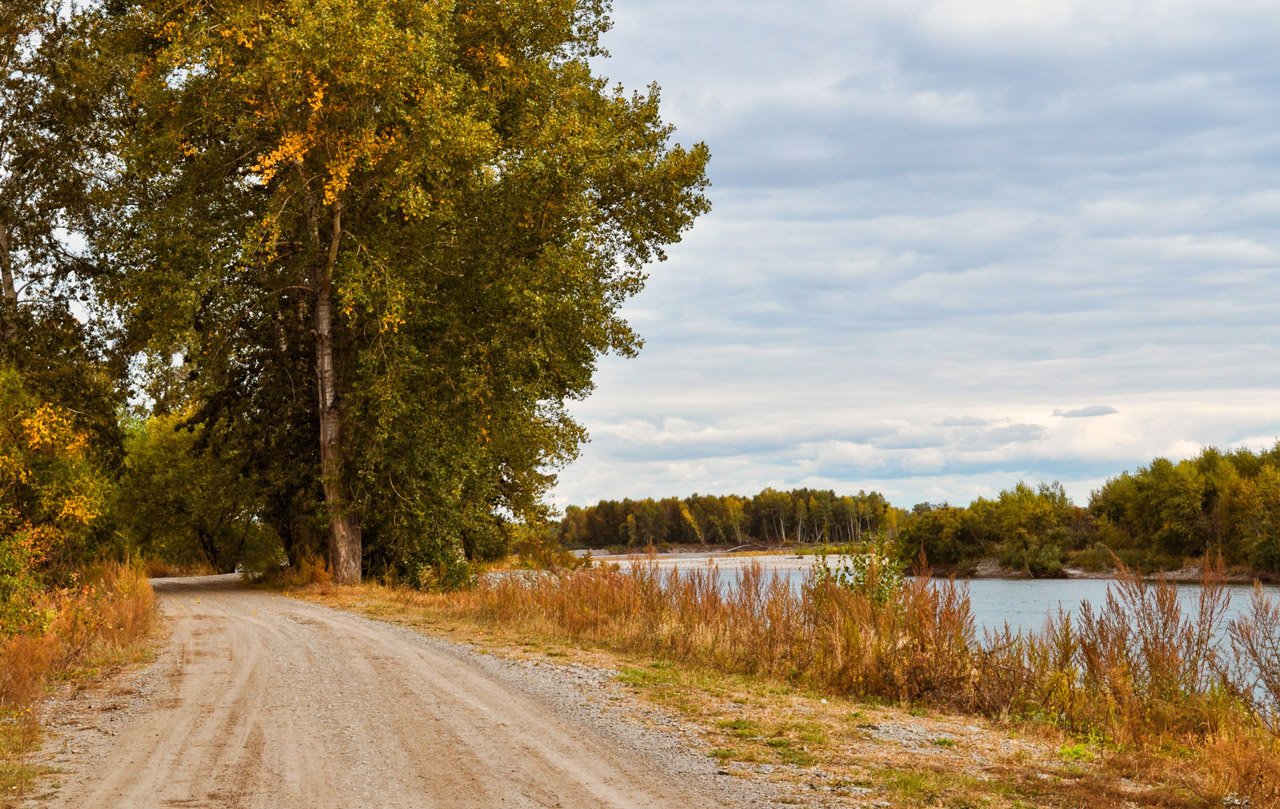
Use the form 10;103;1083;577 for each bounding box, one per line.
0;357;155;802
283;553;1280;806
0;563;154;802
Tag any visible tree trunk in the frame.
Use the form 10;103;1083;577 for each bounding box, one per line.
314;201;361;584
0;221;16;344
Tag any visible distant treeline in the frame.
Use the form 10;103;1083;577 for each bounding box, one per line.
557;488;902;549
897;445;1280;576
561;444;1280;577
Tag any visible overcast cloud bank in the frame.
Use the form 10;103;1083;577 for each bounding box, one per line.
553;0;1280;509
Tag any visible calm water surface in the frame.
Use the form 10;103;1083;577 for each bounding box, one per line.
715;568;1275;636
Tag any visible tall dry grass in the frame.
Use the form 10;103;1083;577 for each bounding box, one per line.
0;562;155;799
395;555;1280;803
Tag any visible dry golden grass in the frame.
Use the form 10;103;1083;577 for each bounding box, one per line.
0;563;155;805
255;551;332;587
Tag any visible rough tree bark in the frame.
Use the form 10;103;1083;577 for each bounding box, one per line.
0;221;16;344
314;200;362;584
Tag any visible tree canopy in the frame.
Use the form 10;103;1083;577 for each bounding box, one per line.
93;0;710;582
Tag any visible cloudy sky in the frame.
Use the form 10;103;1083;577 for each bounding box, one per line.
552;0;1280;510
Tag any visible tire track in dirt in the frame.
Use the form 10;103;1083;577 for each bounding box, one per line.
38;575;778;809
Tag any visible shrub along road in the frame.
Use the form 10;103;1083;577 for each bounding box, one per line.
36;575;772;809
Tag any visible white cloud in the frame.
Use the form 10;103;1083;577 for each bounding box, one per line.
1054;405;1118;418
550;0;1280;511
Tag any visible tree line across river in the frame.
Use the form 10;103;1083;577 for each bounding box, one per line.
558;443;1280;579
557;489;897;549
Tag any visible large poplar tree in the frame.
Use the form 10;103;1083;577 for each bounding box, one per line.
98;0;710;583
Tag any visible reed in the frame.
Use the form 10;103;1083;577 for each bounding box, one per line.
432;559;1280;721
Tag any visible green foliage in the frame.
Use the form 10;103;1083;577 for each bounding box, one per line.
895;483;1086;576
113;413;284;574
1058;743;1093;762
897;503;971;566
1089;445;1280;574
887;448;1280;577
510;523;592;571
558;488;900;549
408;541;476;592
1;1;105;321
812;546;903;605
94;0;711;582
1070;542;1114;572
566;451;1280;579
0;366;108;634
1;303;126;470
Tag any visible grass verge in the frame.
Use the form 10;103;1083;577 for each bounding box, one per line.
0;563;155;806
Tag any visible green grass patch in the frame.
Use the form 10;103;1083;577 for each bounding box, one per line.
764;737;816;766
617;665;678;688
715;717;761;738
871;766;1013;807
1058;743;1094;762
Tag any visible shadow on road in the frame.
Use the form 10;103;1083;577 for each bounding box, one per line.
148;573;243;595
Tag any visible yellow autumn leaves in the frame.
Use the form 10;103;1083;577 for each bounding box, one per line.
1;368;106;591
250;130;310;185
247;93;397;206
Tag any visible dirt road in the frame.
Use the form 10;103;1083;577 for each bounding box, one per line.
39;575;772;809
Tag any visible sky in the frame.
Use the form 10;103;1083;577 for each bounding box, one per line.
551;0;1280;511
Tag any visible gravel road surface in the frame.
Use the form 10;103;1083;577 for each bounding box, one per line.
36;575;778;809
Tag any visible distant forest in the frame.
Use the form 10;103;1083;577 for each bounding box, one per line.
557;489;899;549
559;444;1280;578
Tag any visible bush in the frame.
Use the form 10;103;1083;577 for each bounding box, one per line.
999;533;1065;577
1;367;109;633
409;541;476;591
1070;543;1114;572
114;412;284;573
812;547;902;604
512;524;592;572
